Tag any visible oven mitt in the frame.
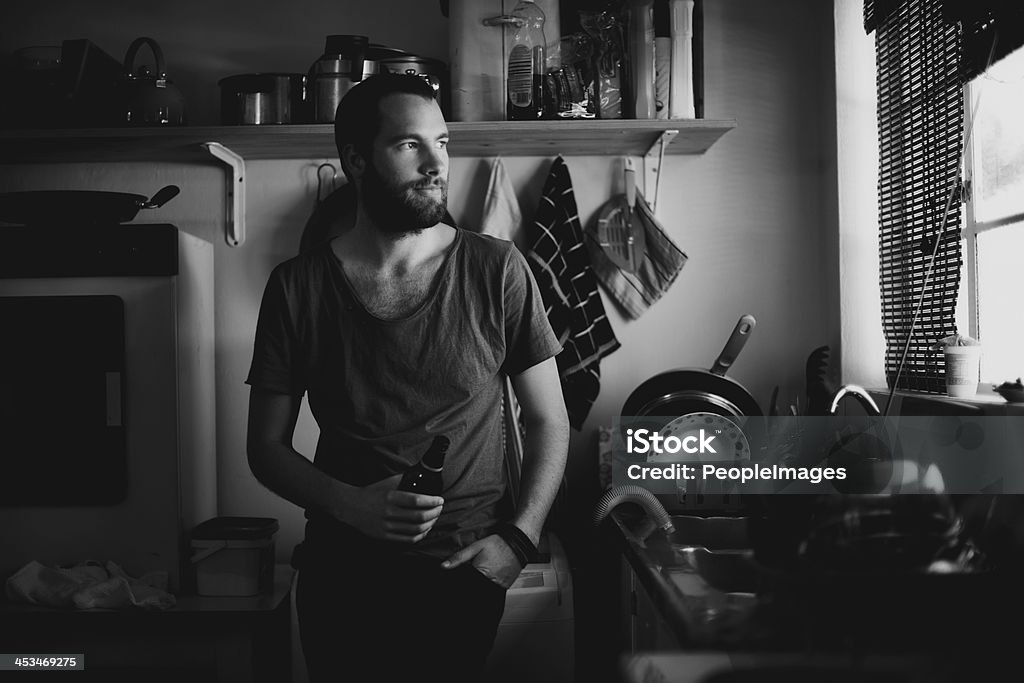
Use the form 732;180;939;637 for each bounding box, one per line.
585;190;688;319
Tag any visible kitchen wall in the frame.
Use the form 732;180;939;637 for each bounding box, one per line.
0;0;842;560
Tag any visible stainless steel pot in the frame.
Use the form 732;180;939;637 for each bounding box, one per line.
309;58;378;124
218;73;309;125
371;45;449;117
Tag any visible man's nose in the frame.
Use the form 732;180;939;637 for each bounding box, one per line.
420;145;447;176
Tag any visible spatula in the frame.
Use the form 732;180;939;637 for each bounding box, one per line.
594;159;647;273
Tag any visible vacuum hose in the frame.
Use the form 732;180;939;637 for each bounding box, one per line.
593;485;676;536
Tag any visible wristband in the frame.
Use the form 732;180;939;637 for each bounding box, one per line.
494;522;537;567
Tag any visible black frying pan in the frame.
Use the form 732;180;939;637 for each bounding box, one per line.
622;314;763;420
0;185;180;226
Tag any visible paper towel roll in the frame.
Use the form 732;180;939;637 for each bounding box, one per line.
668;0;696;119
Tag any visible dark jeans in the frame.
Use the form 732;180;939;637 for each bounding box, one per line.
296;548;507;683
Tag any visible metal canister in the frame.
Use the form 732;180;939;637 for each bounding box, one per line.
309;57;378;123
309;34;374;124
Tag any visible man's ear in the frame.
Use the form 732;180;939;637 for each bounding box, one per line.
340;143;366;180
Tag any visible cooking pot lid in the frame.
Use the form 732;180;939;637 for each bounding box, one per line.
368;44;444;69
366;44;413;60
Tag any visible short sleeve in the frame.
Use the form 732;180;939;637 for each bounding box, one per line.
245;265;306;396
501;246;562;376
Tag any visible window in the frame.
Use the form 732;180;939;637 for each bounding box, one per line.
866;0;1024;394
957;45;1024;384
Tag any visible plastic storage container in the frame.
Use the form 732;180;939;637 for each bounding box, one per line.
190;516;279;596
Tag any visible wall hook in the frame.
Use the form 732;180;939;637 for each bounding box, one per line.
316;162;337;203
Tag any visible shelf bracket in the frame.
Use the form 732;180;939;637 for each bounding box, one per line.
642;129;678;214
201;141;246;247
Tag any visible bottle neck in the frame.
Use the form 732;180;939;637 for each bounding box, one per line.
421;435;449;471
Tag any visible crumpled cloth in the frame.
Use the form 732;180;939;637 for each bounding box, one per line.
5;560;176;610
480;156;523;243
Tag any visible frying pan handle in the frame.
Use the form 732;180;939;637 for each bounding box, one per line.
142;185;180;209
709;314;756;376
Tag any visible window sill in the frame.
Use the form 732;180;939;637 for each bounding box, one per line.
867;387;1024;416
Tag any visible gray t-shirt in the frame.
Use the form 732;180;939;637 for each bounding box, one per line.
246;229;561;558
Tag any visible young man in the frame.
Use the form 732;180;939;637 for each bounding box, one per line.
245;74;569;682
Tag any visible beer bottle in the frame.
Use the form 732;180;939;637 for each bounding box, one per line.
397;436;449;496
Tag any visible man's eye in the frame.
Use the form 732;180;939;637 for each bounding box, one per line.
401;142;417;150
438;139;449;149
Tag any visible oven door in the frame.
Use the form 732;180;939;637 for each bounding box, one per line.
0;294;127;505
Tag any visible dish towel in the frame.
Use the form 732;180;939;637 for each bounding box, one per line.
5;559;176;610
585;189;688;319
480;157;522;243
526;156;620;430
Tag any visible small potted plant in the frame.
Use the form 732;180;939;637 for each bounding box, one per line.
929;334;981;398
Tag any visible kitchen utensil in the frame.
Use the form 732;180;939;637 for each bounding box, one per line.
0;186;180;226
309;35;375;124
622;314;763;422
592;159;647;273
219;73;309;125
119;37;185;126
804;345;836;416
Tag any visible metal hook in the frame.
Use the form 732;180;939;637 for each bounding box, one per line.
316;162;337;203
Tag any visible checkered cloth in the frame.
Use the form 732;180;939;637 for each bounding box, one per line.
525;156;620;430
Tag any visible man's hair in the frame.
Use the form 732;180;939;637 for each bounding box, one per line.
334;73;439;177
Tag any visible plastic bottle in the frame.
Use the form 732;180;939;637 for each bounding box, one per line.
397;436;450;496
629;0;656;120
506;0;547;120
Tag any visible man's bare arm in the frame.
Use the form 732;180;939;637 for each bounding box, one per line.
246;386;443;542
508;356;571;546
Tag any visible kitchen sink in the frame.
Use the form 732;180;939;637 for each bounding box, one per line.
668;515;751;551
656;515;763;644
665;515;758;592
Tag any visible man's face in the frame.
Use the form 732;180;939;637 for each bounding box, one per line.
359;93;450;234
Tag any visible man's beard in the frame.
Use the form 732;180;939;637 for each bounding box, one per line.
360;162;448;235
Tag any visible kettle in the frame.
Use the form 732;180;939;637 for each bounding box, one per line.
120;37;185;126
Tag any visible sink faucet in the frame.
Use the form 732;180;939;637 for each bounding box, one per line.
828;384;882;416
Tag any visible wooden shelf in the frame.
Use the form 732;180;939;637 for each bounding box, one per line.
0;119;735;164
